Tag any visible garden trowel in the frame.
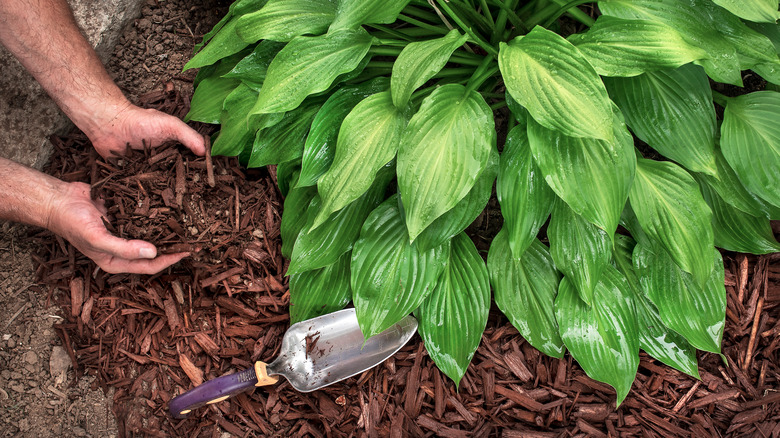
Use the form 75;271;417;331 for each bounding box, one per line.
169;308;417;418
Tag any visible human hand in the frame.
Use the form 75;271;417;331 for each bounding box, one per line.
88;103;206;158
46;181;188;274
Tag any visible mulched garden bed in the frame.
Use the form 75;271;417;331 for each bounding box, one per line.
31;85;780;437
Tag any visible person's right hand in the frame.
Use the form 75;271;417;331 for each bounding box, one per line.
88;103;206;159
46;181;188;274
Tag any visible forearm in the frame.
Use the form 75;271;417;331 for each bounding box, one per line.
0;0;130;139
0;157;64;230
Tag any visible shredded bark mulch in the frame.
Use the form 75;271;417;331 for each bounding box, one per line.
31;85;780;437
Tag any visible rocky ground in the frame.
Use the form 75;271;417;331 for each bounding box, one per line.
0;0;227;435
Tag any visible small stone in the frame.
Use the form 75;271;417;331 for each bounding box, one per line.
252;229;264;239
6;338;16;349
136;18;151;31
72;426;87;437
50;346;71;386
10;383;24;393
22;350;38;365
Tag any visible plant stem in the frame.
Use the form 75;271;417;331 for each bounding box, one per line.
435;0;499;57
367;61;396;69
547;0;595;27
465;55;498;95
479;0;495;26
542;0;595;28
711;90;730;107
373;38;410;47
368;25;414;41
450;54;485;66
369;46;403;57
403;5;443;23
398;14;451;34
434;67;479;78
490;100;508;111
490;0;528;41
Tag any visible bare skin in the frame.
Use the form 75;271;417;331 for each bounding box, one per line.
0;0;206;274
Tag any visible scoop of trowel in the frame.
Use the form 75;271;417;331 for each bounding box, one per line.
169;308;417;418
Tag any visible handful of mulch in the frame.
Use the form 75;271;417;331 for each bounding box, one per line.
91;141;274;267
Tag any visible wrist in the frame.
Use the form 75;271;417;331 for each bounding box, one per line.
0;157;71;231
69;92;133;142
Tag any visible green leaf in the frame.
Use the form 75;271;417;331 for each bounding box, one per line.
612;235;700;379
555;265;639;406
699;182;780;254
352;195;449;339
488;229;565;359
280;175;317;258
211;84;262;156
628;158;714;286
391;30;468;109
287;168;391;276
276;159;301;198
527;108;635;236
415;148;498;252
330;0;412;31
185;77;241;124
236;0;337;44
298;78;390;188
418;233;490;387
746;21;780;53
499;26;613;140
548;200;612;306
313;91;409;228
398;84;495;241
569;16;708;77
497;122;554;258
223;40;286;90
600;0;778;85
605;64;717;175
712;0;780;23
693;149;780;218
633;244;726;354
185;18;249;70
250;28;373;114
721;91;780;208
289;251;351;324
248;101;320;167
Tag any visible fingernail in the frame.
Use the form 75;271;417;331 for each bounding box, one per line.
139;247;156;259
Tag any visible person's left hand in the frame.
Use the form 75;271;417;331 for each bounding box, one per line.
46;181;189;274
89;103;206;158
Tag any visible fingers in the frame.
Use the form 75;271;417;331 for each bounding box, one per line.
162;113;206;156
99;252;189;275
90;229;159;261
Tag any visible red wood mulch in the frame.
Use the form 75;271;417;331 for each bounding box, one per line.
31;85;780;437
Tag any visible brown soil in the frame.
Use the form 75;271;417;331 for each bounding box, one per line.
0;0;226;436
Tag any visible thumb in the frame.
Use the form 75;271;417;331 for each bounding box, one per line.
165;116;206;156
91;229;158;260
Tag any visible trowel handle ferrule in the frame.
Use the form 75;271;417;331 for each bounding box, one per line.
254;361;280;387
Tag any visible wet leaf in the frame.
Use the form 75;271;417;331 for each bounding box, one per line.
489;229;565;359
418;233;490;387
397;84;494;241
352;195;449;338
499;26;612;140
556;265;639;406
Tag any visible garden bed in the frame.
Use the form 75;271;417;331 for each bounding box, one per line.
29;82;780;437
19;0;780;436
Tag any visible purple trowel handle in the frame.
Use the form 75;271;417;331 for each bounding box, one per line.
169;367;258;419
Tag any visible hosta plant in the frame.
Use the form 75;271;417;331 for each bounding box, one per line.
185;0;780;405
